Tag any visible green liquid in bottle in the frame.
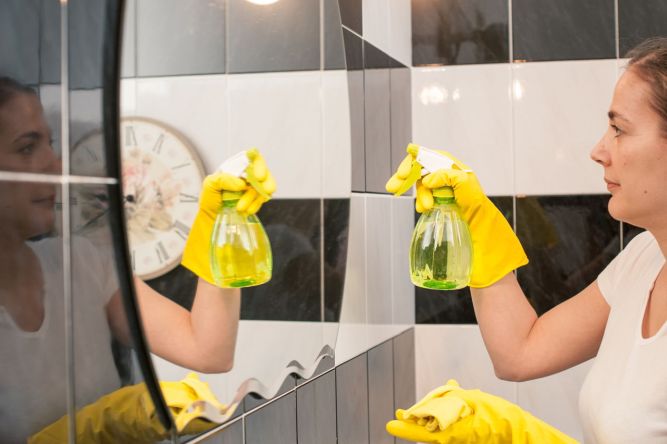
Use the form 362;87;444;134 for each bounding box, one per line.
210;198;273;288
409;190;472;290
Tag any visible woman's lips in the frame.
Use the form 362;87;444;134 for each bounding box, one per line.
605;179;620;192
33;194;56;207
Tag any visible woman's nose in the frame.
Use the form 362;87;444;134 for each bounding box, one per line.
590;133;610;166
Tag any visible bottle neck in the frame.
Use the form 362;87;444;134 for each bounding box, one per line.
222;199;239;209
221;190;244;209
432;186;455;205
433;196;455;205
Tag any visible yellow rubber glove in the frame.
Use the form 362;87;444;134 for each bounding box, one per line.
29;373;229;444
386;144;527;288
181;148;276;285
386;379;579;444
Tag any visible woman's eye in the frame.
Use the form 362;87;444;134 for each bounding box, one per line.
18;144;35;155
610;124;622;137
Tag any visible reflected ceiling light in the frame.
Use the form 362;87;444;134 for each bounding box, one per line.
420;85;447;105
452;88;461;101
512;79;524;100
246;0;279;4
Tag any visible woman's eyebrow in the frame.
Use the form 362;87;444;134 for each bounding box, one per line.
608;110;630;123
12;131;42;144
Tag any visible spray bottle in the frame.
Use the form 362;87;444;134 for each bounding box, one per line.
391;144;473;290
209;149;273;288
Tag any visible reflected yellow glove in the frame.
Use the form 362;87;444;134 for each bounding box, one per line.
29;373;227;444
181;148;276;284
386;379;578;444
386;144;527;287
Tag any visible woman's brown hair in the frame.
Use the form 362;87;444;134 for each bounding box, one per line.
626;37;667;136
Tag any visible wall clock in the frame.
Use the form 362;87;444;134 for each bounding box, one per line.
71;117;206;280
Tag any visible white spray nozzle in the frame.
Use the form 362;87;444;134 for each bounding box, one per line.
216;150;249;177
413;146;472;174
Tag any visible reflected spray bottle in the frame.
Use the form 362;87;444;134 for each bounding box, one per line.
209;150;273;288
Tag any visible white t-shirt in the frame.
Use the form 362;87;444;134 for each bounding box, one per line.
579;231;667;443
0;237;120;444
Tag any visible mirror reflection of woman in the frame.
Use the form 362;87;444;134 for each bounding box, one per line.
0;77;243;443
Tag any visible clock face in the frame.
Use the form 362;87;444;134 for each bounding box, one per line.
71;117;206;280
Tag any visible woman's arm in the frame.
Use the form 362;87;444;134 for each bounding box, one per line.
471;272;610;381
106;278;240;373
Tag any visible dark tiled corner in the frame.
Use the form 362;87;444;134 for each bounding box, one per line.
415;197;512;324
390;65;412;173
622;222;644;249
393;329;416;419
69;0;113;88
364;42;392;194
198;419;244;444
516;195;620;315
39;0;61;84
324;198;350;322
244;375;297;412
245;392;297;444
619;0;667;56
339;0;362;35
325;0;346;70
344;29;366;192
411;0;509;66
512;0;615;62
296;371;337;444
336;354;369;444
241;199;321;321
368;341;395;444
136;0;225;77
145;265;197;310
227;0;319;74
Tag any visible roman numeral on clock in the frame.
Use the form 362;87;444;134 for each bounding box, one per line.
179;193;198;203
173;220;190;240
152;134;164;154
156;241;169;264
125;126;137;146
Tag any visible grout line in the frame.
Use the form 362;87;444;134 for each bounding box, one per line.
614;0;620;59
508;0;514;63
342;24;363;40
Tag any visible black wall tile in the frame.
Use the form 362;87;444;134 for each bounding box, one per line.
516;195;620;315
393;328;416;425
228;0;319;74
416;196;512;323
344;29;366;192
145;265;197;310
364;42;392;193
245;392;297;444
68;0;107;89
241;199;321;321
198;419;244;444
40;0;61;84
622;222;644;249
339;0;362;35
325;0;346;70
0;0;40;85
296;371;337;444
336;354;369;444
368;341;395;444
619;0;667;56
137;0;225;77
324;199;350;322
412;0;509;66
512;0;615;62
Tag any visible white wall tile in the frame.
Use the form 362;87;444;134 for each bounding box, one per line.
362;0;411;65
388;0;412;66
415;325;516;402
365;195;393;324
227;71;323;198
322;70;352;198
517;360;592;441
336;194;368;363
391;196;415;325
132;75;228;174
412;65;514;196
513;59;617;195
362;0;389;56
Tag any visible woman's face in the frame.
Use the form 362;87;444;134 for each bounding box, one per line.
590;69;667;229
0;93;60;239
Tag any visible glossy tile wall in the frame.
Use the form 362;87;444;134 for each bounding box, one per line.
410;1;666;440
193;328;415;444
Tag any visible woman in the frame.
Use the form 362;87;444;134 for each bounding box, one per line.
0;76;272;442
387;37;667;443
